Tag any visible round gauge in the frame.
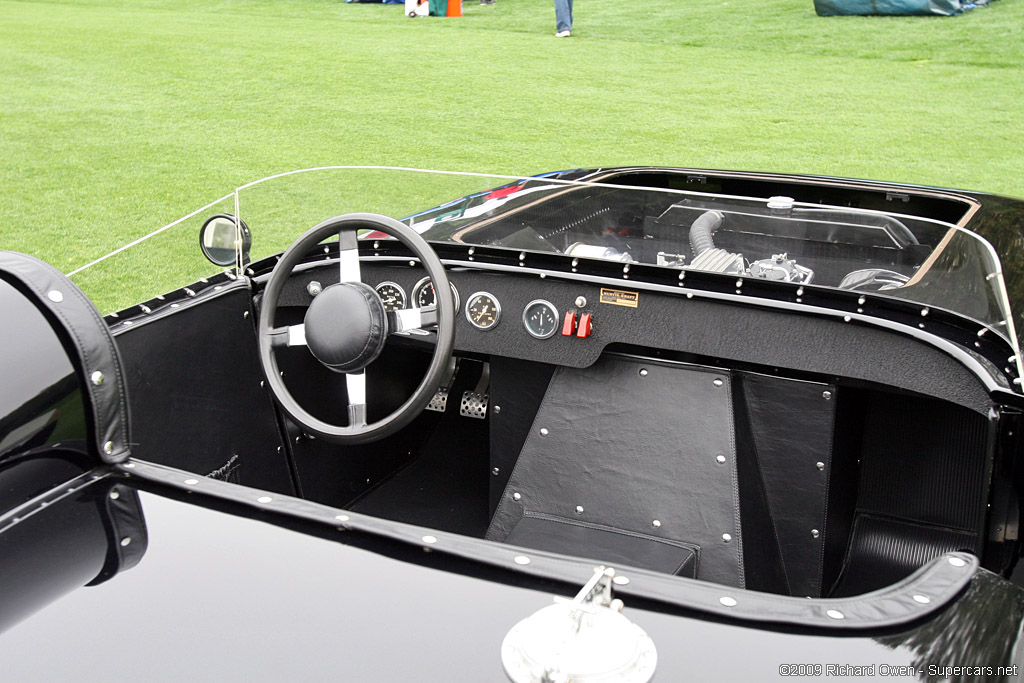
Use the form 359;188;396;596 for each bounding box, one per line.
465;291;501;330
412;276;459;310
523;299;559;339
374;282;406;312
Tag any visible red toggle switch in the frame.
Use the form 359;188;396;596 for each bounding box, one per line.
562;310;576;336
577;313;592;338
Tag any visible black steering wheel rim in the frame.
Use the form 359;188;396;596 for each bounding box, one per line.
257;212;455;445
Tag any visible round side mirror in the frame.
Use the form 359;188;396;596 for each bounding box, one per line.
200;214;251;268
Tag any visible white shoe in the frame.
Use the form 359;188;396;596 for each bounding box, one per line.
555;30;571;37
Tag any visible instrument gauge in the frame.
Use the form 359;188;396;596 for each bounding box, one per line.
523;300;559;339
465;292;501;330
412;277;459;310
374;282;406;312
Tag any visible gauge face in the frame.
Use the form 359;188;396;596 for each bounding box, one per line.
374;282;406;312
465;292;501;330
412;277;459;310
523;299;559;339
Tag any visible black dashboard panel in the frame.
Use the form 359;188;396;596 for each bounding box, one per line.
270;259;993;414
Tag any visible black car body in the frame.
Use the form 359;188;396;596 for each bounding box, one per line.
2;166;1024;681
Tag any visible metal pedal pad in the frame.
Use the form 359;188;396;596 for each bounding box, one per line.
460;361;490;419
427;387;449;413
460;390;489;419
425;357;460;413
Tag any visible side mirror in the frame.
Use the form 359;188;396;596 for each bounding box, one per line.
200;214;251;268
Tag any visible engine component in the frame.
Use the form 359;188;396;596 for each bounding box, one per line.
565;242;634;263
688;210;726;257
838;268;911;291
748;253;814;284
689;248;746;275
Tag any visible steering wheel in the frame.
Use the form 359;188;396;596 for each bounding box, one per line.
257;213;455;444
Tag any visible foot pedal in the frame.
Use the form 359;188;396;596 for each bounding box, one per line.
460;362;490;419
426;357;459;413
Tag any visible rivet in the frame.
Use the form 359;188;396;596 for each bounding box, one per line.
409;260;416;267
91;371;105;385
913;594;931;604
822;391;832;400
109;490;120;500
713;379;724;387
468;247;475;256
514;555;531;565
722;533;732;542
257;496;273;504
720;596;737;607
540;428;549;436
575;296;587;307
539;273;546;279
811;529;820;538
103;441;114;455
826;609;845;620
335;515;350;522
493;405;501;414
47;290;64;303
921;307;930;317
686;293;693;299
640;369;649;377
575;505;584;514
513;492;522;501
735;279;743;288
652;519;661;528
184;479;199;486
716;455;726;464
857;296;866;305
492;467;500;475
422;535;437;544
122;320;132;326
612;575;630;586
816;461;825;471
572;258;580;268
843;316;851;322
519;252;526;261
948;556;967;568
120;537;132;547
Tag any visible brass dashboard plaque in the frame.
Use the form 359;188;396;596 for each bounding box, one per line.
599;288;639;308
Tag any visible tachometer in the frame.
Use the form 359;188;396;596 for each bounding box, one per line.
412;277;459;310
465;292;501;330
523;300;559;339
374;282;406;312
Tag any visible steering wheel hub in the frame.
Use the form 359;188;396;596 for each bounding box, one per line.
304;282;387;373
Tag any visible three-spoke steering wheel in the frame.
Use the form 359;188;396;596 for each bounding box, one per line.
257;213;455;444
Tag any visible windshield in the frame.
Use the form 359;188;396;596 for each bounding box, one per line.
66;166;1019;355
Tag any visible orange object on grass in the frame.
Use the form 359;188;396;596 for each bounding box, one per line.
446;0;462;16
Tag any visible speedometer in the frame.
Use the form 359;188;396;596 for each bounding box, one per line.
412;277;459;310
374;282;406;312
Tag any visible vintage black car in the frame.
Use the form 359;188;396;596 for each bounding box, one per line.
2;166;1024;681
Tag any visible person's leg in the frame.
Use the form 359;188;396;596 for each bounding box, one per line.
554;0;572;33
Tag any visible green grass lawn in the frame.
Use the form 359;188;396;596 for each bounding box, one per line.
2;0;1022;301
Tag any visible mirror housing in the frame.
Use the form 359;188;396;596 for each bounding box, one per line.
200;214;251;268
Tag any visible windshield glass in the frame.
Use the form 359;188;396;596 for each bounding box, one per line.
66;167;1019;353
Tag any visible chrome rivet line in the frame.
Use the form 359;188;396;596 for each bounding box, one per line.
913;594;931;604
140;305;152;314
921;307;930;317
513;492;522;501
47;290;64;303
722;533;732;542
120;537;132;547
184;479;199;486
796;287;804;297
948;556;967;568
422;535;437;544
720;596;737;607
91;371;104;385
857;296;866;305
716;455;726;464
514;555;531;565
257;496;273;504
843;316;851;322
826;609;845;620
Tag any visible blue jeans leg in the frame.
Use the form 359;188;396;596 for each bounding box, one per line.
555;0;573;32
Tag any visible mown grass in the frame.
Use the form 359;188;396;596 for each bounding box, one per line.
1;0;1022;303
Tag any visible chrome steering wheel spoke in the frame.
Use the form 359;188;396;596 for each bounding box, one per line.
338;229;361;284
